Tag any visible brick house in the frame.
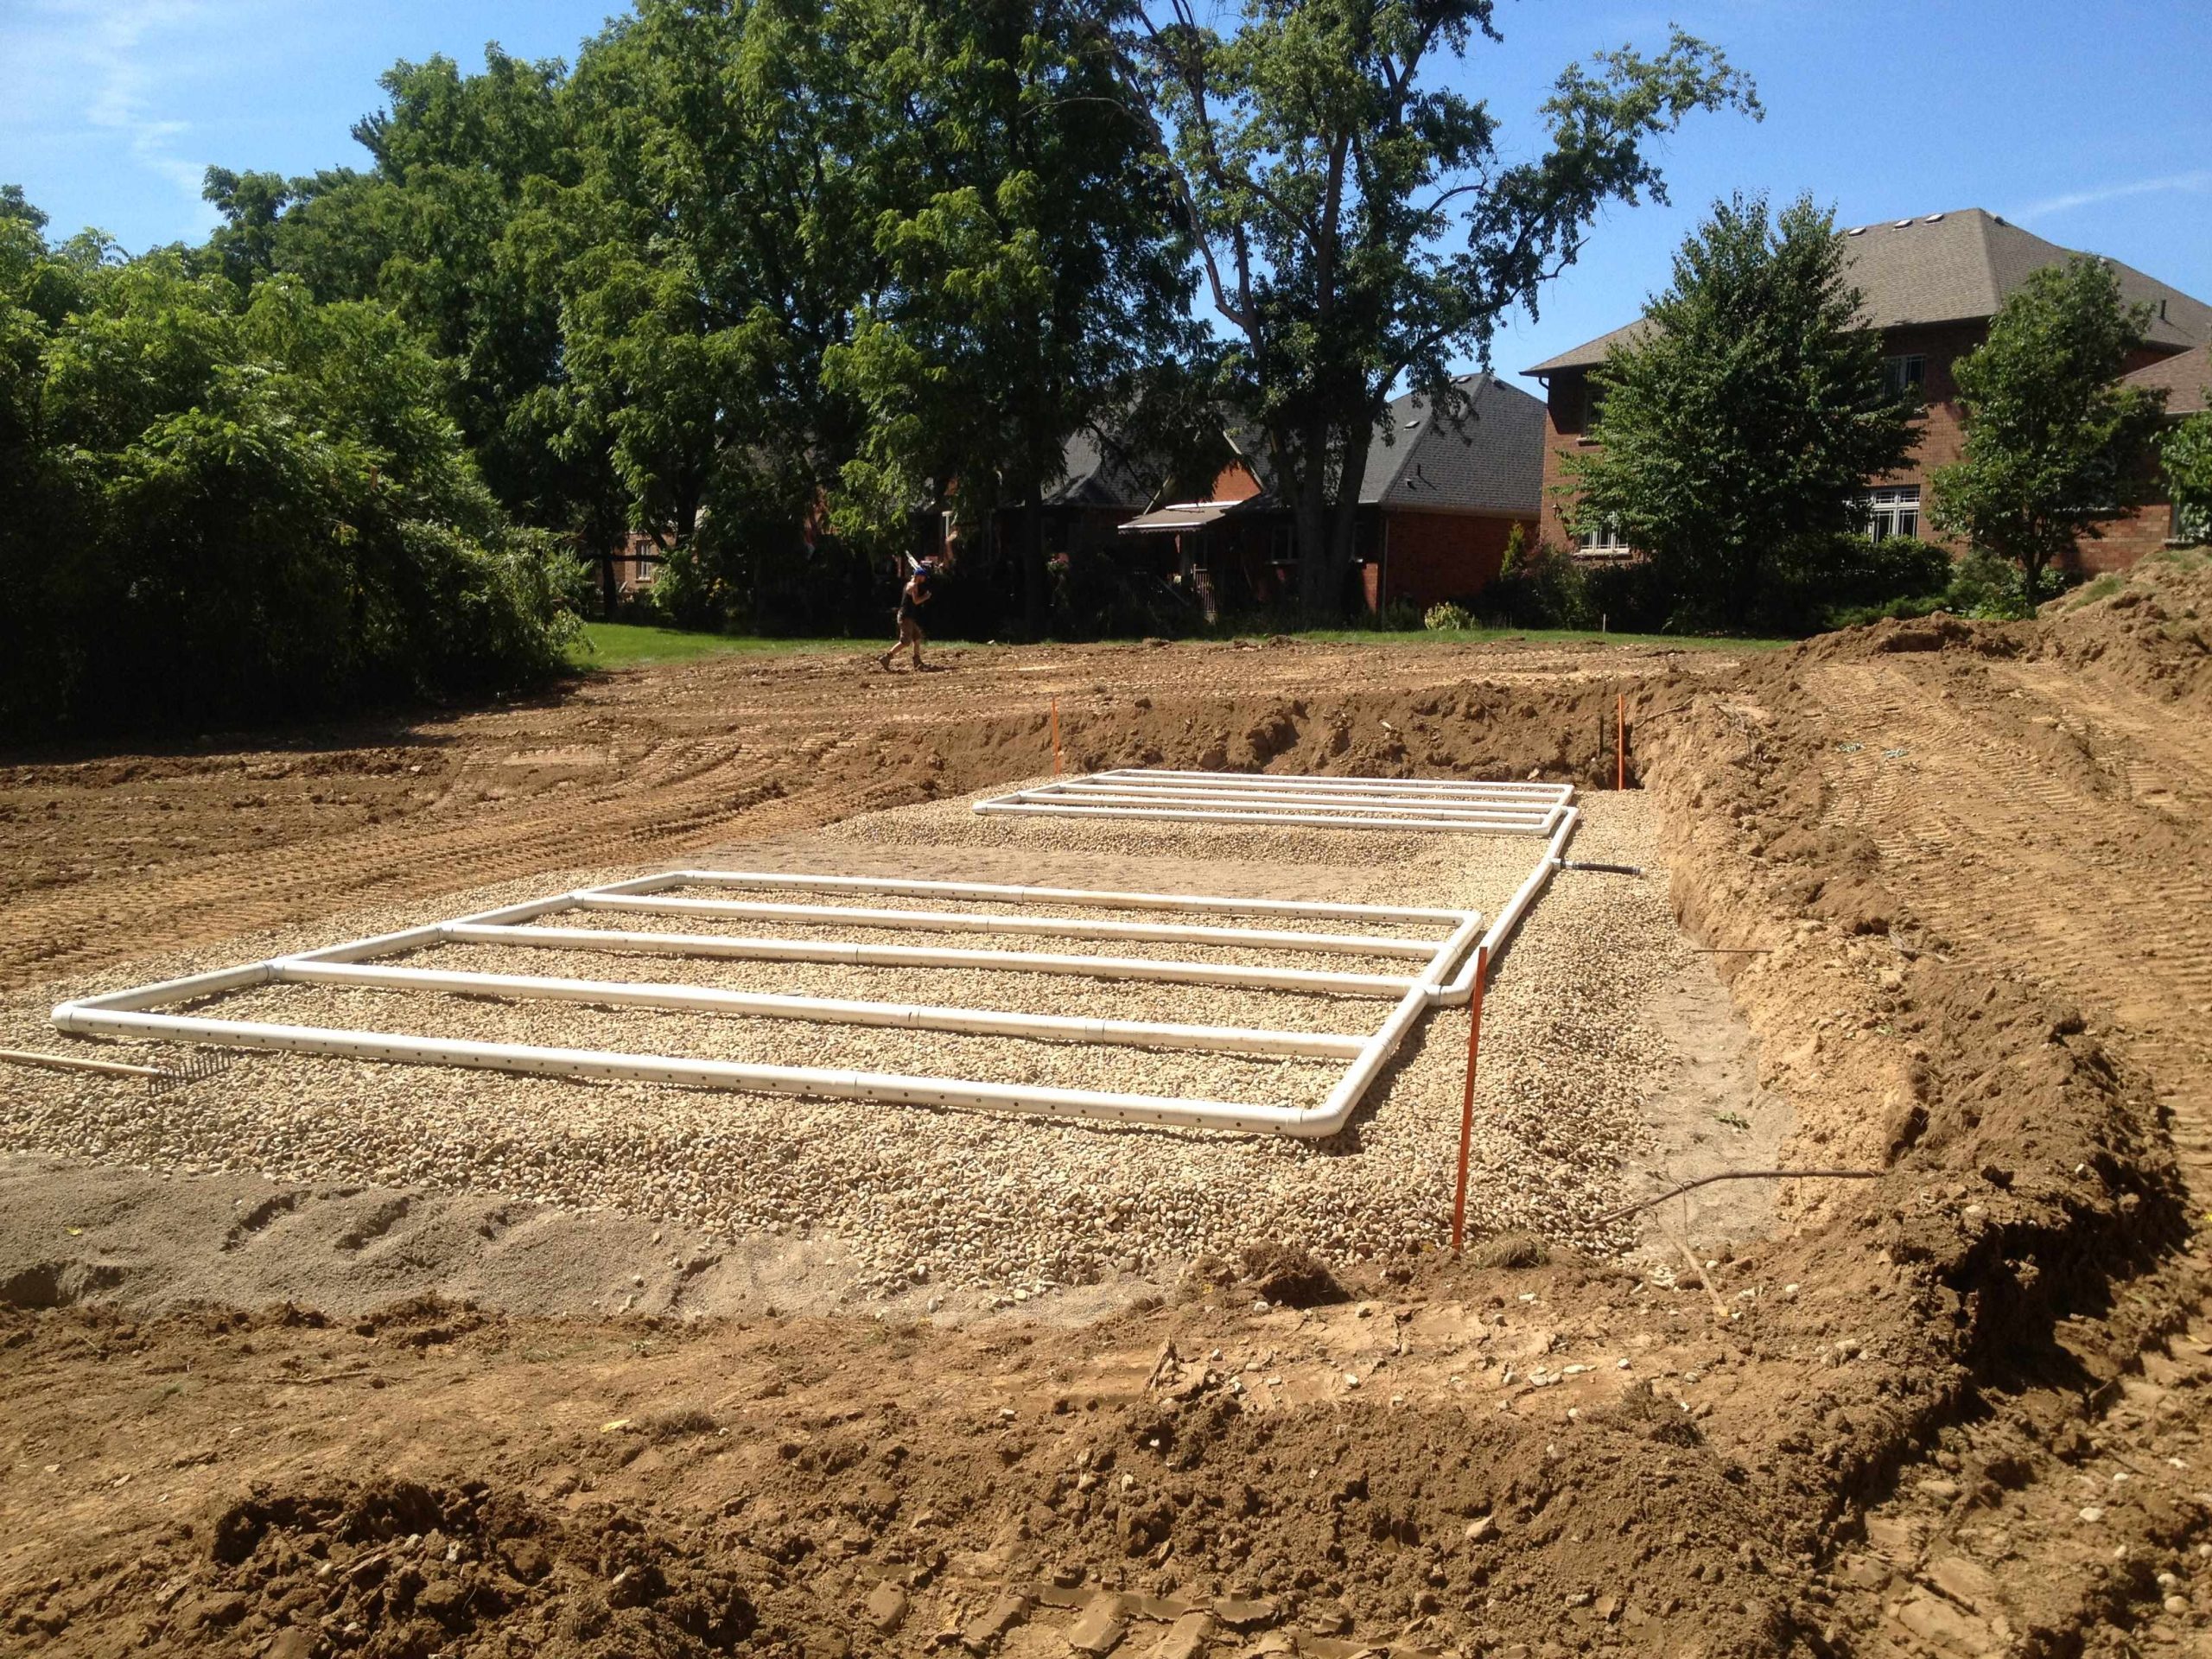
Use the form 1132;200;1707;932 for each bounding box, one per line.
1116;372;1546;613
2112;344;2212;555
1523;208;2212;575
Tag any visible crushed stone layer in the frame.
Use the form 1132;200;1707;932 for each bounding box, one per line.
0;790;1683;1296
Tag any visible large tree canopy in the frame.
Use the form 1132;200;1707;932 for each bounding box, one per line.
0;203;582;733
827;0;1199;632
1138;0;1758;618
203;49;619;540
1929;257;2171;603
553;0;886;628
1562;192;1922;627
12;0;1782;657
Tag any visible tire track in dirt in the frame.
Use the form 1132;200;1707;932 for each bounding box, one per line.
0;739;876;987
3;640;1741;992
1812;658;2212;1154
1719;644;2212;1652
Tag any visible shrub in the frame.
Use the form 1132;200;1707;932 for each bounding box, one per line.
1423;601;1474;632
1376;596;1422;631
1481;537;1591;629
1764;531;1950;633
1942;548;2036;620
0;224;582;734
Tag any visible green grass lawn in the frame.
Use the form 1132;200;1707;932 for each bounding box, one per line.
565;622;868;670
1286;624;1792;652
566;617;1790;671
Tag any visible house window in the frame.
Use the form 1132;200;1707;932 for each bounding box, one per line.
1581;380;1609;433
1883;355;1927;398
1575;518;1633;557
1864;485;1921;542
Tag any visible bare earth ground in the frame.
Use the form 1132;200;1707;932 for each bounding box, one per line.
2;583;2210;1659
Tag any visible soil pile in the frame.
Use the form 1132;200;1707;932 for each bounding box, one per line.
6;625;2212;1654
2031;552;2212;707
161;1475;752;1659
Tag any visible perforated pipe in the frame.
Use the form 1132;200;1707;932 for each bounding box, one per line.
52;812;1580;1137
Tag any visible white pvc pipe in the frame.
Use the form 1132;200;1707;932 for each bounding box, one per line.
49;1003;1329;1134
1008;785;1551;823
1046;779;1556;809
975;800;1554;834
1095;768;1572;798
48;804;1588;1138
672;869;1465;925
1482;805;1580;964
436;923;1424;996
567;893;1440;957
273;959;1368;1058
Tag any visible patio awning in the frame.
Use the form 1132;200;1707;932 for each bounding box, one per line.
1118;500;1237;533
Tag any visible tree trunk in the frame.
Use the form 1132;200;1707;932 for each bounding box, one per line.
1329;422;1375;620
1292;479;1332;621
1290;418;1338;624
1020;487;1048;639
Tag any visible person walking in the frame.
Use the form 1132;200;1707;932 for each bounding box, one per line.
880;559;933;672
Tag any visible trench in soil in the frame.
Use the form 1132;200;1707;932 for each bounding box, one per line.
3;623;2204;1657
1;721;1781;1313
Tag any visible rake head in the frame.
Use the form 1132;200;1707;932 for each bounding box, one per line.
149;1049;238;1097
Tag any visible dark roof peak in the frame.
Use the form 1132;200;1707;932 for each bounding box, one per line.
1523;207;2212;375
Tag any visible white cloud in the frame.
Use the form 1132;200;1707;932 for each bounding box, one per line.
2012;170;2212;224
0;0;286;232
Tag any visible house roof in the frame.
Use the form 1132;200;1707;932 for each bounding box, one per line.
1039;425;1179;509
1120;500;1241;533
1357;372;1546;514
1212;372;1545;515
1522;207;2212;375
2122;343;2211;416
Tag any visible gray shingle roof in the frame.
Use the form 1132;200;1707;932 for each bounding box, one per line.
1041;425;1163;509
1357;372;1545;513
1522;207;2212;374
2122;344;2211;416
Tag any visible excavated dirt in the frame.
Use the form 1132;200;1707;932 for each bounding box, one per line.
5;575;2212;1659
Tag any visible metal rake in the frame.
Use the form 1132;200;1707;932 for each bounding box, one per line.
0;1045;239;1097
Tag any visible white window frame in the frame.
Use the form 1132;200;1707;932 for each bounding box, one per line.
1574;518;1634;558
1864;485;1922;543
1883;355;1928;398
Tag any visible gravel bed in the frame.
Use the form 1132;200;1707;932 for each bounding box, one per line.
0;788;1680;1299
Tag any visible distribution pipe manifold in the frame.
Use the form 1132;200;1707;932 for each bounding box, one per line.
54;799;1579;1137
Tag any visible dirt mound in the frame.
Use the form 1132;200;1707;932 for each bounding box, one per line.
0;637;1726;989
9;627;2212;1651
95;1475;756;1659
1789;609;2026;666
2031;553;2212;706
1034;680;1639;788
1235;1243;1347;1307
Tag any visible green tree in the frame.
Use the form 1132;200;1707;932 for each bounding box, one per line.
829;0;1198;633
2163;407;2212;543
1929;257;2171;603
200;167;295;289
0;194;580;733
1139;2;1755;619
556;0;883;629
243;48;622;542
1560;193;1921;627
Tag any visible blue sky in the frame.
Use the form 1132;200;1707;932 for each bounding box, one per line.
4;0;2209;383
